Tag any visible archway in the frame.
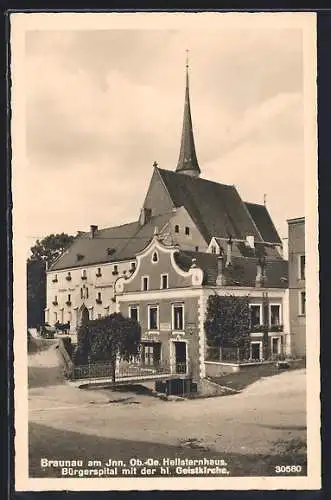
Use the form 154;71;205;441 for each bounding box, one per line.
79;303;89;326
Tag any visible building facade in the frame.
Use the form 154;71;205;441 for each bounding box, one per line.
114;234;289;383
287;217;306;357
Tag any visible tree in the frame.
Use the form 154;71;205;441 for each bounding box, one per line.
204;295;250;357
76;313;141;382
28;233;75;266
27;233;75;328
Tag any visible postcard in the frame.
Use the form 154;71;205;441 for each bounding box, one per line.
11;11;320;491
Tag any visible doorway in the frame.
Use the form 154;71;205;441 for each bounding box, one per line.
250;341;262;361
271;337;281;356
79;304;89;326
174;341;187;374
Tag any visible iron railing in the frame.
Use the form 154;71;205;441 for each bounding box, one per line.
71;360;191;381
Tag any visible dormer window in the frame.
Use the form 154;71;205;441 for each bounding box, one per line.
66;272;72;281
211;245;217;254
112;265;119;276
81;270;87;280
52;274;58;283
185;226;190;236
152;251;158;263
96;267;102;277
175;225;179;233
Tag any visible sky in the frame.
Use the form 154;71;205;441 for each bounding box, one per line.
24;23;305;252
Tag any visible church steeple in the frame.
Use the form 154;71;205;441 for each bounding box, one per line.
176;51;201;178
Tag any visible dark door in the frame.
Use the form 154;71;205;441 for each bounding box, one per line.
251;342;261;360
174;342;187;374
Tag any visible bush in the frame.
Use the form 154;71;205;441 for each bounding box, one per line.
61;336;74;358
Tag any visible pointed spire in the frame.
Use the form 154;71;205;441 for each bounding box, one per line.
176;50;201;178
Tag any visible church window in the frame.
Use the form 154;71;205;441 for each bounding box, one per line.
185;226;190;235
175;225;179;233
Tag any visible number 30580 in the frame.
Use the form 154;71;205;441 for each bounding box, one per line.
275;465;302;474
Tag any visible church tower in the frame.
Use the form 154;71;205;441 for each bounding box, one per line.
175;52;201;178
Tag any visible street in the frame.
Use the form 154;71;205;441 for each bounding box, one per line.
28;341;307;477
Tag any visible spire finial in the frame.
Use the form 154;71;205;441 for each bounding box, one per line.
175;51;201;178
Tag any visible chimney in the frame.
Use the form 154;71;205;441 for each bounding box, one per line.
256;256;266;287
216;255;226;286
226;237;233;267
90;225;98;239
139;207;152;226
246;235;255;249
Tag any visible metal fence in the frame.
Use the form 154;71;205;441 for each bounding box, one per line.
71;360;190;381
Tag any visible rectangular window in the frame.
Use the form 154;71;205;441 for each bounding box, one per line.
130;262;136;271
270;305;280;326
129;305;139;322
161;274;168;289
175;225;179;233
250;305;261;329
185;226;190;235
299;254;305;280
172;304;184;331
148;305;159;330
299;291;306;315
142;276;149;291
68;294;71;302
114;265;118;273
80;288;83;299
53;312;57;323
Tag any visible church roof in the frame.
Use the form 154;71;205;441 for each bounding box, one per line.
157;167;267;243
49;213;173;271
174;250;288;288
245;202;282;244
175;60;201;176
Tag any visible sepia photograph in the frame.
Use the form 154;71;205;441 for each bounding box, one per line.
11;11;320;491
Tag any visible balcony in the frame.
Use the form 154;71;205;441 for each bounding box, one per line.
96;272;102;278
52;278;58;283
65;276;72;281
65;300;72;306
112;270;119;276
269;324;283;332
81;275;87;281
96;299;102;305
52;301;58;306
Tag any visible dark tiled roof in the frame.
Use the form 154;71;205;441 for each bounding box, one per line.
213;237;283;260
49;213;172;271
245;202;282;244
157;168;263;243
175;250;288;288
